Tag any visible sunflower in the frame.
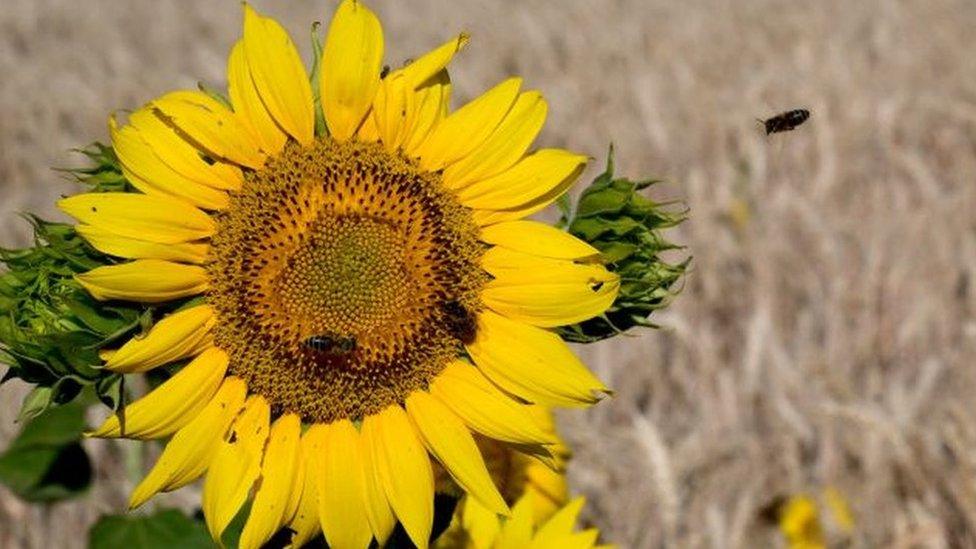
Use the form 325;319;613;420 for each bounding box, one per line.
64;1;617;548
436;407;572;549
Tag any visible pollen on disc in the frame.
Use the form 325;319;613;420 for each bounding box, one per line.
208;139;487;423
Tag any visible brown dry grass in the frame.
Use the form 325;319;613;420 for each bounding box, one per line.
3;0;976;547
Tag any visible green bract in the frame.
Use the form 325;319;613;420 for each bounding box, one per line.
0;144;144;419
557;148;688;343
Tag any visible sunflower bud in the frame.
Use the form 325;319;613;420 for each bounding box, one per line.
0;216;147;418
556;147;689;343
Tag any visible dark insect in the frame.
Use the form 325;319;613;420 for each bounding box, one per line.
757;495;789;524
760;108;810;135
380;64;391;78
441;300;477;345
303;333;357;355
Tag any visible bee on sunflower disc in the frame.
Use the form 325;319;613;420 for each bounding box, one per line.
441;299;478;345
303;333;357;355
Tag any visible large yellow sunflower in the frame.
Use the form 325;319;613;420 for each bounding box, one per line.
65;2;618;548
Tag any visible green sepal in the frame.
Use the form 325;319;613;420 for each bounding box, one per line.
58;142;131;193
556;145;689;343
310;21;329;137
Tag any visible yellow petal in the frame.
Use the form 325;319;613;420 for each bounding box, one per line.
481;247;620;327
203;395;270;541
359;422;397;545
456;149;586;223
442;91;547;189
129;377;247;509
374;35;467;149
430;361;553;445
357;110;381;142
315;421;373;549
58;192;214;244
461;498;502;549
535;529;601;549
89;347;227;439
402;76;451;155
110;115;230;210
372;72;413;150
102;305;215;373
242;5;314;145
152;90;266;169
126;108;243;191
285;431;323;549
416;78;521;171
76;260;208;303
365;406;434;549
533;497;586;542
228;40;289;155
481;246;614;283
480;221;600;261
523;481;568;527
466;311;609;407
495;496;535;549
398;33;468;87
240;414;303;549
321;0;384;141
405;391;509;516
76;224;209;264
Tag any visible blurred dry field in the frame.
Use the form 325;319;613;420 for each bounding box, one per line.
3;0;976;547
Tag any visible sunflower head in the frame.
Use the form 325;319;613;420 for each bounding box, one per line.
53;1;623;547
207;138;488;423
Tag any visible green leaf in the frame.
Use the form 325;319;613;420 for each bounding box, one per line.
95;374;125;411
89;509;214;549
0;400;91;502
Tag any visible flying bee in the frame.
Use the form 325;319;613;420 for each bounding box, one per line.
759;108;810;135
757;495;789;524
441;300;477;345
303;332;357;355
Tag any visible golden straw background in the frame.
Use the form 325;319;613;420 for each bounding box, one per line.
2;0;976;546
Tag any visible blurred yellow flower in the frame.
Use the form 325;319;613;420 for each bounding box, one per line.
444;495;610;549
778;488;855;549
779;495;825;549
437;407;570;548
